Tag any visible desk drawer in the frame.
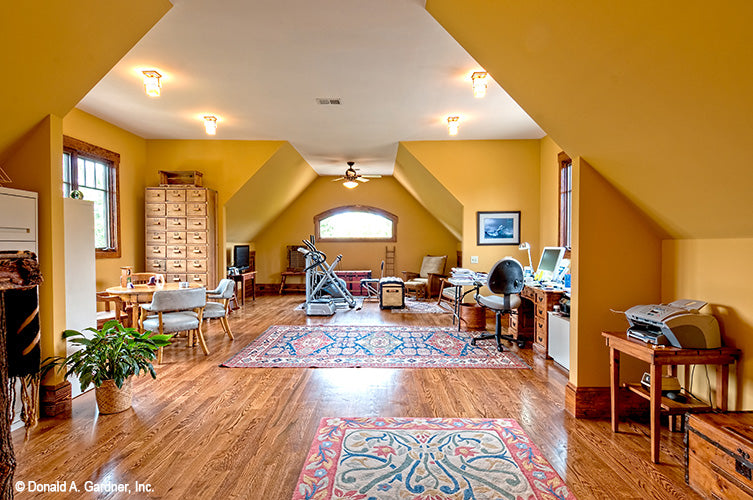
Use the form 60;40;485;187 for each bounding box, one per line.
536;304;548;319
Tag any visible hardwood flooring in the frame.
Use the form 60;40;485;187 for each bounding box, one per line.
12;295;703;499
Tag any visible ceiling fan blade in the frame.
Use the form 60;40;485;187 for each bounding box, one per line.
357;177;369;183
362;174;382;178
332;177;345;182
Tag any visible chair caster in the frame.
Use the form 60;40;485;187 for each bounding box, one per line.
470;339;477;346
516;341;525;348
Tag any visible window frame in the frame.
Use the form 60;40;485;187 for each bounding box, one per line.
314;205;398;243
558;152;572;250
63;136;121;259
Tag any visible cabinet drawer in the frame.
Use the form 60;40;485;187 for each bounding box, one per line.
166;274;187;284
166;218;186;230
165;189;186;202
167;260;187;273
188;245;207;258
145;189;165;203
187;189;206;202
145;203;166;217
146;231;166;244
188;259;207;272
146;259;166;272
167;232;186;245
521;286;534;300
146;245;166;259
166;203;186;217
146;217;166;230
509;313;519;331
167;246;186;259
535;292;546;305
186;203;206;216
536;304;547;319
188;273;207;286
189;231;207;244
187;218;206;230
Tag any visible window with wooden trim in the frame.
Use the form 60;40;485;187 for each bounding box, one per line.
315;206;397;242
62;136;121;258
558;152;572;249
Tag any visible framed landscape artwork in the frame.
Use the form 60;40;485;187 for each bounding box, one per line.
477;211;521;245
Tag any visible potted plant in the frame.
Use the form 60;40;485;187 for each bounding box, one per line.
45;320;171;414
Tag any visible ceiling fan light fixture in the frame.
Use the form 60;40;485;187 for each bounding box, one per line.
471;71;488;98
142;70;162;97
447;116;460;136
203;115;218;135
343;180;358;189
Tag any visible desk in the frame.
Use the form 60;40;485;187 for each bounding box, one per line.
446;277;484;330
106;283;203;328
603;331;740;463
229;271;256;306
508;285;564;355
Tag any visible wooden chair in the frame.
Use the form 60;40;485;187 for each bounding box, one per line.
96;291;130;328
205;279;235;340
402;255;448;299
139;288;207;363
280;244;306;294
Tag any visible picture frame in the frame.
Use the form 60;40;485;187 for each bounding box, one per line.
477;211;521;246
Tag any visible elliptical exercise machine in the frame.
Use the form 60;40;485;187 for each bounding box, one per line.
297;237;357;316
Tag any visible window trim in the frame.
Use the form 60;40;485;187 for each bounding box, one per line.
314;205;398;242
558;151;572;251
63;135;121;259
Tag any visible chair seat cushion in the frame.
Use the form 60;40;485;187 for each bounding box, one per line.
404;278;428;285
142;312;199;333
477;293;521;311
202;302;226;319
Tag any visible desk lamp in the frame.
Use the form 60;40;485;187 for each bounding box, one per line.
518;242;533;281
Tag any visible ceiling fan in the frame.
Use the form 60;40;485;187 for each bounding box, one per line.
333;161;381;188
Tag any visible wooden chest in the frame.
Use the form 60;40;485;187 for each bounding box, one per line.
686;412;753;499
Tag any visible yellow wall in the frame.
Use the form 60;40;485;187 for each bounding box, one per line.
253;177;459;284
570;159;665;387
3;116;68;382
401;140;541;273
662;238;753;409
0;0;170;165
62;109;149;290
539;136;564;248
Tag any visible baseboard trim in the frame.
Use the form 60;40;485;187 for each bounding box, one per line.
565;382;648;419
41;381;72;417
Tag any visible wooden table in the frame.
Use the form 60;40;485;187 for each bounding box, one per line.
106;283;203;328
229;270;256;306
603;331;740;463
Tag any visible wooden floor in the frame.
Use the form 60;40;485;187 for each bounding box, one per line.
12;295;703;499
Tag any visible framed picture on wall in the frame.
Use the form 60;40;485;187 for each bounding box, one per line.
477;211;521;245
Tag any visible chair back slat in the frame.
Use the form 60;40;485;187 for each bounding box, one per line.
149;287;206;312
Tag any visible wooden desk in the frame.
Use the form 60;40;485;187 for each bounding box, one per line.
508;285;564;353
229;271;256;306
106;283;203;328
603;331;740;463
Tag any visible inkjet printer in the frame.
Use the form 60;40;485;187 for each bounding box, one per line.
625;299;721;349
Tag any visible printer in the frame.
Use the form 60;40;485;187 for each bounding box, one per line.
625;299;721;349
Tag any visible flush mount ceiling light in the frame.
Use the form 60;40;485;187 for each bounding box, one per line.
142;70;162;97
203;115;218;135
343;180;358;189
447;116;460;136
471;71;488;98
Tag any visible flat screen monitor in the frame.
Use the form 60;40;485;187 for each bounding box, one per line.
536;247;565;280
233;245;250;270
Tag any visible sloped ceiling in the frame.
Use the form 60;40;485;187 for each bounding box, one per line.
225;143;317;243
394;143;462;240
426;0;753;239
0;0;171;165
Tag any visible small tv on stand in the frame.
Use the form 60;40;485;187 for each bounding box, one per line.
233;245;250;272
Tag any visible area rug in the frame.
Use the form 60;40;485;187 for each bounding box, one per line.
389;297;452;314
221;325;528;369
292;417;575;500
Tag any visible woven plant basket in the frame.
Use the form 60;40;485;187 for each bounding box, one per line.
95;378;133;414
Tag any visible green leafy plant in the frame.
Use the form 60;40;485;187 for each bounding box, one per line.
44;320;172;392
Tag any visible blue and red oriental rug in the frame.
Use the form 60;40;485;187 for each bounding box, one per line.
221;325;528;369
292;417;575;499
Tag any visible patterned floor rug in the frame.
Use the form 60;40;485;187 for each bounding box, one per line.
389;297;452;314
221;325;528;369
292;417;575;500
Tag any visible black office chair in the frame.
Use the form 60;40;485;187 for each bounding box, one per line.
471;257;525;351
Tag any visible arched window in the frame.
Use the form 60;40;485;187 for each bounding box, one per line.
314;205;397;242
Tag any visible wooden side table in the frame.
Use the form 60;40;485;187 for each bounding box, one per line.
229;271;256;307
603;331;740;463
280;271;304;294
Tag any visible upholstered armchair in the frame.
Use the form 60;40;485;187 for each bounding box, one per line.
402;255;448;298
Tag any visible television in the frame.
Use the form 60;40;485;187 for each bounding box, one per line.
536;247;565;281
233;245;250;271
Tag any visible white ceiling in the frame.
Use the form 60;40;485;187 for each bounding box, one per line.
78;0;544;176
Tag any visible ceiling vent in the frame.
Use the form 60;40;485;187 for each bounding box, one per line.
316;98;342;105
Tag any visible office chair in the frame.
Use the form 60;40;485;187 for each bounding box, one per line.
471;257;525;351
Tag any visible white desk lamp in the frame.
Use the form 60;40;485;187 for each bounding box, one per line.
519;242;533;281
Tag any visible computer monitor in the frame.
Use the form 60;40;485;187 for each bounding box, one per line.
536;247;565;281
